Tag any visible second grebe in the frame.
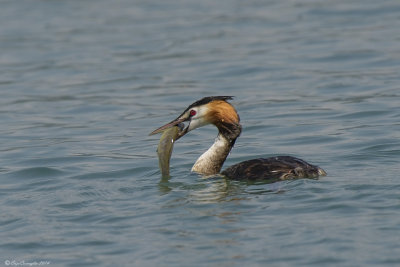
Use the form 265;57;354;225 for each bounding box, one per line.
150;96;326;180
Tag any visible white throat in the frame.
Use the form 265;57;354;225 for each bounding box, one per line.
191;134;232;175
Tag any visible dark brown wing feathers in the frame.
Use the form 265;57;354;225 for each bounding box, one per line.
221;156;325;180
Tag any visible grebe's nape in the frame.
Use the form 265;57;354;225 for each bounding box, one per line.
150;96;326;180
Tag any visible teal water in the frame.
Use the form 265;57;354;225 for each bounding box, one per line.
1;0;400;266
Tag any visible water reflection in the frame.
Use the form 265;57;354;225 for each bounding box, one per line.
158;176;173;194
187;177;239;204
159;173;290;204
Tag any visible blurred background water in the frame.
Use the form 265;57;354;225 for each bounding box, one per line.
1;0;400;266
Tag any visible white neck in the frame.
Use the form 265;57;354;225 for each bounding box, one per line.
191;134;233;175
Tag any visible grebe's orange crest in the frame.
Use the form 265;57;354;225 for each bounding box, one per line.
206;100;240;126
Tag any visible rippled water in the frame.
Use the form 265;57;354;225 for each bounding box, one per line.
1;0;400;266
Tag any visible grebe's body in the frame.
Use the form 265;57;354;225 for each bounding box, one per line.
222;156;325;180
150;96;326;180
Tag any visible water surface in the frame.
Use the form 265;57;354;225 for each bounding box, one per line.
1;0;400;266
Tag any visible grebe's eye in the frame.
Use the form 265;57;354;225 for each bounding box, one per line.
190;110;197;117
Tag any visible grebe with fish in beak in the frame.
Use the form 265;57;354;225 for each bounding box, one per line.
150;96;326;180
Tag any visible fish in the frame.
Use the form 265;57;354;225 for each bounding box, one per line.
157;123;183;178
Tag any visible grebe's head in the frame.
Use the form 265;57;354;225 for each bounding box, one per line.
149;96;241;140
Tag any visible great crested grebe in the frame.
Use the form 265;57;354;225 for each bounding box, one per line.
150;96;326;180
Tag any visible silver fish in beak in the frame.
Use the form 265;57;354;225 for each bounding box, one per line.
156;123;184;178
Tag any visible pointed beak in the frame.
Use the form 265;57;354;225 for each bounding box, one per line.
149;117;189;139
